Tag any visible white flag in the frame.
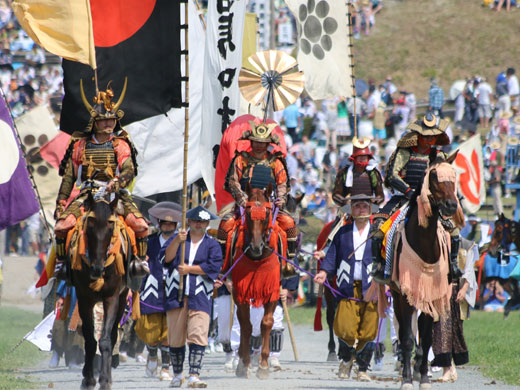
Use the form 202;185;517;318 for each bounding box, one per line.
286;0;353;99
127;0;204;197
199;0;247;198
15;105;61;226
24;312;55;352
452;134;486;213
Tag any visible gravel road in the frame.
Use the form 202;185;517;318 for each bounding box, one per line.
3;256;519;390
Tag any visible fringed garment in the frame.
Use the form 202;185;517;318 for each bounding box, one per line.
392;220;452;321
229;225;282;307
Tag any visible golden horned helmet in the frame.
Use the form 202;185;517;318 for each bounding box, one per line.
80;78;127;122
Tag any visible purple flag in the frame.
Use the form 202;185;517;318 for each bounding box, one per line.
0;95;39;230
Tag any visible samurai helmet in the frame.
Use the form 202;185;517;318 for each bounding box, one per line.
240;120;281;145
80;78;127;132
350;136;373;161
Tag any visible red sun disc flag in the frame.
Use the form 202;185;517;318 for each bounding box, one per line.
60;0;182;134
214;114;287;212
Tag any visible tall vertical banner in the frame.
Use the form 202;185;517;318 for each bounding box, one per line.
126;0;205;197
0;94;39;230
286;0;352;99
453;134;485;213
200;0;247;197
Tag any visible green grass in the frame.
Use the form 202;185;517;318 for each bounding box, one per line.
355;0;520;100
0;307;47;389
464;311;520;385
288;305;520;385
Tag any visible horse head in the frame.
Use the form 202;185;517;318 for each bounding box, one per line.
244;182;273;259
417;152;465;229
84;190;119;280
285;192;304;225
489;213;515;257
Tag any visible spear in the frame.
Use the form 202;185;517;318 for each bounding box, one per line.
179;0;190;302
347;1;359;138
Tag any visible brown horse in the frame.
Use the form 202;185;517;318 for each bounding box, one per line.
391;155;464;390
230;183;281;379
71;190;130;390
486;213;520;317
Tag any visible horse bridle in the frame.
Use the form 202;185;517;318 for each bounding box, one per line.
243;200;274;251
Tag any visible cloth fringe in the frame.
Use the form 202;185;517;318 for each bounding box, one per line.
132;291;141;321
232;251;280;307
67;214;127;292
89;278;105;291
364;280;390;318
59;294;71;321
68;303;80;331
393;222;452;321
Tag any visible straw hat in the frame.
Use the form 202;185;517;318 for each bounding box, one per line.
489;140;502;150
500;111;513;119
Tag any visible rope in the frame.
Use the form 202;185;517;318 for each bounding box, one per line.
272;247;362;303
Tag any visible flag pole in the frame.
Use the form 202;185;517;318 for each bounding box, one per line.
347;2;358;139
179;0;190;302
0;86;53;242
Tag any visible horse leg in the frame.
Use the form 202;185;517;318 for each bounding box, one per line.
417;313;433;390
257;301;276;379
98;294;120;390
392;292;414;390
78;299;97;390
235;303;252;378
110;291;127;369
324;287;337;360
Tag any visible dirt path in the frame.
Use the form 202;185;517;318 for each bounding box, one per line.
3;255;518;390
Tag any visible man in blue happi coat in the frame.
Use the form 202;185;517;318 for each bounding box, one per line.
314;194;378;382
135;202;182;381
162;205;222;388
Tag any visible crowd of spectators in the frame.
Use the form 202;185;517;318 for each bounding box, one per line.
0;5;63;118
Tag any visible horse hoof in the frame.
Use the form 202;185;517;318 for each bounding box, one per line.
236;359;250;378
80;378;96;390
327;351;338;362
420;382;432;390
256;365;270;380
99;383;111;390
401;383;413;390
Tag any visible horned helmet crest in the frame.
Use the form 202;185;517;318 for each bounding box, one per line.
80;78;127;125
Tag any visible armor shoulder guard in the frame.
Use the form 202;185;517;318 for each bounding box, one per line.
384;147;410;188
224;153;242;193
114;129;138;176
58;138;79;176
272;152;290;191
369;168;383;190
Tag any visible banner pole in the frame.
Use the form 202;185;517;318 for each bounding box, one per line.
347;2;358;138
179;0;190;302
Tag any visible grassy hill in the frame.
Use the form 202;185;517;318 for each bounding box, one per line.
354;0;520;100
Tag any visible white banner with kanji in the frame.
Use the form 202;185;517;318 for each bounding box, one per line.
200;0;247;198
453;134;486;214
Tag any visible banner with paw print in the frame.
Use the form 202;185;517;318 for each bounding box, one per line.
286;0;353;100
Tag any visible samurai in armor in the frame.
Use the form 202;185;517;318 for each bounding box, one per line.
217;121;298;261
370;113;462;284
332;136;384;206
54;79;149;279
